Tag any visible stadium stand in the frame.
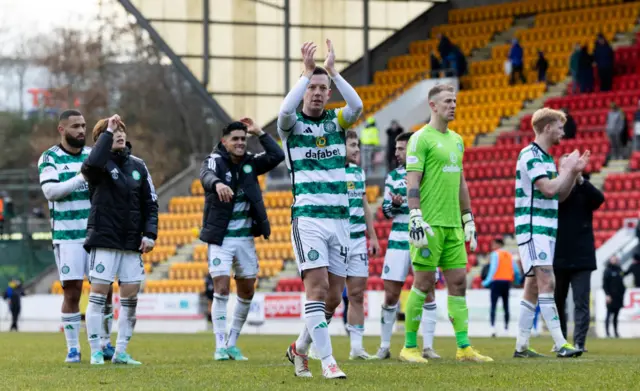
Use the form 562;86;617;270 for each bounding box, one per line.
47;0;640;295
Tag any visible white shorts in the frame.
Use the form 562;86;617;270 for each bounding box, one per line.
292;217;350;278
347;253;369;278
208;238;259;279
54;243;89;282
381;248;412;282
88;248;146;284
518;236;556;277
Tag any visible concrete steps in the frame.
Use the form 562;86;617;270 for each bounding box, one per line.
468;16;536;63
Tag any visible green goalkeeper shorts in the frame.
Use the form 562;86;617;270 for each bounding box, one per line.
410;226;467;272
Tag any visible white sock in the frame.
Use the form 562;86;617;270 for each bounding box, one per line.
212;294;229;349
538;293;567;348
227;297;251;348
304;301;336;368
421;302;437;350
86;293;106;354
62;312;81;353
516;299;537;352
101;304;113;348
115;297;137;355
380;304;397;349
348;324;364;354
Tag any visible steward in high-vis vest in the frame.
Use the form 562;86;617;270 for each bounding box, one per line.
482;236;522;336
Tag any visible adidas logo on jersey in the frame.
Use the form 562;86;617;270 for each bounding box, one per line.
62;165;70;171
303;127;313;134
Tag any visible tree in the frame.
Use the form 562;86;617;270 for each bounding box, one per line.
9;1;217;185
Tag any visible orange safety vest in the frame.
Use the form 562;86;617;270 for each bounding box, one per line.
492;249;514;281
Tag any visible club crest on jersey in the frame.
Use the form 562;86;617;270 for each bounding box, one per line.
308;249;319;261
324;121;337;133
316;136;327;148
132;170;141;181
354;171;363;181
243;164;253;174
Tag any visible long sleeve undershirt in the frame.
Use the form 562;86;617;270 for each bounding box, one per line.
277;73;363;132
41;175;86;201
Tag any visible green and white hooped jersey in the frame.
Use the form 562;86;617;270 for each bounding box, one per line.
382;166;410;251
346;163;367;253
38;145;91;244
514;143;558;245
278;109;349;221
226;189;253;239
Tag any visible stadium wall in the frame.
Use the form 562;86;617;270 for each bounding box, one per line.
3;289;639;338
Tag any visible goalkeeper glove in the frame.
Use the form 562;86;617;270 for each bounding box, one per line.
409;209;434;248
462;211;477;252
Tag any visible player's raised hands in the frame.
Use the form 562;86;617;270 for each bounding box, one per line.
107;114;121;131
575;150;591;172
240;117;264;137
301;41;317;73
324;39;336;75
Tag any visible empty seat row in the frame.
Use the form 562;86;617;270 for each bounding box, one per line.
457;84;546;105
603;172;640;192
448;0;622;24
534;2;640;27
141;245;177;264
546;90;640;111
156;229;198;246
158;212;201;230
431;18;513;39
496;130;605;146
461;69;566;90
516;20;634;42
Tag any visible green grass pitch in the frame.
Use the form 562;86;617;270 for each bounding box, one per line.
1;333;639;390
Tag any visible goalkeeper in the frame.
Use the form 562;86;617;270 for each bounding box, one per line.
400;84;492;363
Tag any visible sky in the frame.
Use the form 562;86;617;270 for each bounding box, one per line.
0;0;119;111
0;0;102;54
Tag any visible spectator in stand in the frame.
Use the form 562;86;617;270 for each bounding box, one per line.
437;34;453;61
554;154;605;351
430;51;441;78
578;45;594;93
603;256;625;338
508;38;526;85
534;51;549;83
606;102;626;160
594;34;615;92
385;120;404;171
625;252;640;288
569;44;581;94
562;108;577;139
